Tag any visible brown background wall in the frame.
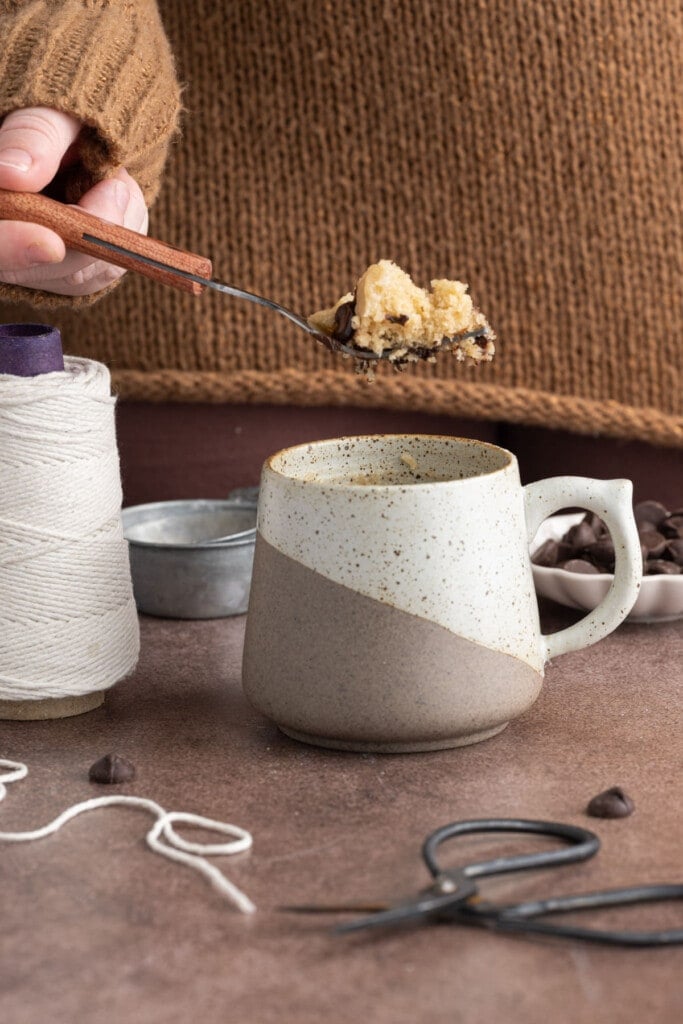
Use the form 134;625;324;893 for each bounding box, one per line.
116;403;683;510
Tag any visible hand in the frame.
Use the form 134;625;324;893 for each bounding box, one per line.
0;106;148;297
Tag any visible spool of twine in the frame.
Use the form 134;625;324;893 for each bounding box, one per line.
0;325;139;719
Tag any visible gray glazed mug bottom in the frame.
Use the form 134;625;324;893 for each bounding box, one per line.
278;723;509;754
243;531;544;753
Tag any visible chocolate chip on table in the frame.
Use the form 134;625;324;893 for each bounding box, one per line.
332;300;356;343
586;786;635;819
88;753;136;784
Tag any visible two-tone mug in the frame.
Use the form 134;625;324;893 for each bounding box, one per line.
242;435;642;752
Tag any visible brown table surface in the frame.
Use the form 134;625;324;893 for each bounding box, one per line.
1;601;681;1024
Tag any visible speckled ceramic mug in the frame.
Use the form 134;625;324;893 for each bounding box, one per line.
242;435;642;752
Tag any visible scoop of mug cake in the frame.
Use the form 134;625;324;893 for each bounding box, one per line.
308;260;495;363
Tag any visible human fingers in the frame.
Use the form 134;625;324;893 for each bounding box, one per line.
0;107;82;267
0;221;65;273
0;106;82;191
0;168;149;297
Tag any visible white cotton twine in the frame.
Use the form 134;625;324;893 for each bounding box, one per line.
0;759;256;914
0;357;139;700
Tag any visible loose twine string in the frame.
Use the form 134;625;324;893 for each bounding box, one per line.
0;759;256;914
0;357;139;700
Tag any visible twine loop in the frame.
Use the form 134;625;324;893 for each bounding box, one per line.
0;759;255;914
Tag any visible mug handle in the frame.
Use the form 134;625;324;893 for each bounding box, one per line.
523;477;642;662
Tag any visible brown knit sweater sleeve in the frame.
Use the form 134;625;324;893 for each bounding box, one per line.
0;0;182;304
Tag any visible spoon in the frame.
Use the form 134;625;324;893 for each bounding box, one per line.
0;189;489;360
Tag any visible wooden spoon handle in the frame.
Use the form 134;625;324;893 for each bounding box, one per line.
0;188;212;295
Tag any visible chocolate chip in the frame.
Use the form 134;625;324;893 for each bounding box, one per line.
639;529;667;558
565;521;598;549
385;314;409;325
332;300;356;343
665;538;683;565
634;501;668;528
585;537;615;569
582;511;607;535
88;753;136;784
559;558;601;574
646;559;681;575
532;539;571;567
661;514;683;539
531;539;557;567
586;786;635;819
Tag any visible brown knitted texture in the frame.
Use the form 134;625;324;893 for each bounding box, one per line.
0;1;682;446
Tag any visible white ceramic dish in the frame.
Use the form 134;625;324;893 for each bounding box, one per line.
530;513;683;623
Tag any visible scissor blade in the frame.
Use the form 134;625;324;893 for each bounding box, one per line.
334;880;475;935
279;902;393;915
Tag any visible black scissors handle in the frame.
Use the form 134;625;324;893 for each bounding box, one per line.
423;818;599;882
423;820;683;947
335;819;597;935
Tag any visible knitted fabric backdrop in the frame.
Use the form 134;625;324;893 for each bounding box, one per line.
0;0;681;446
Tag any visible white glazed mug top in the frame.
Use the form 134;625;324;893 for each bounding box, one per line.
259;435;544;671
266;434;513;486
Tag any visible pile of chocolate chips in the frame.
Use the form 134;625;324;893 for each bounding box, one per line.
532;500;683;575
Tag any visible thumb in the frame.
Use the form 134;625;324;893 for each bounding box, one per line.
0;107;81;192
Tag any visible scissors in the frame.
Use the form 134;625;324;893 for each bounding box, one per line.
283;818;683;946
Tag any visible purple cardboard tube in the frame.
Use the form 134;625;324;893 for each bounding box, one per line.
0;323;64;376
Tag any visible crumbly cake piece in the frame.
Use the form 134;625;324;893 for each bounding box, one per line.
308;260;495;363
